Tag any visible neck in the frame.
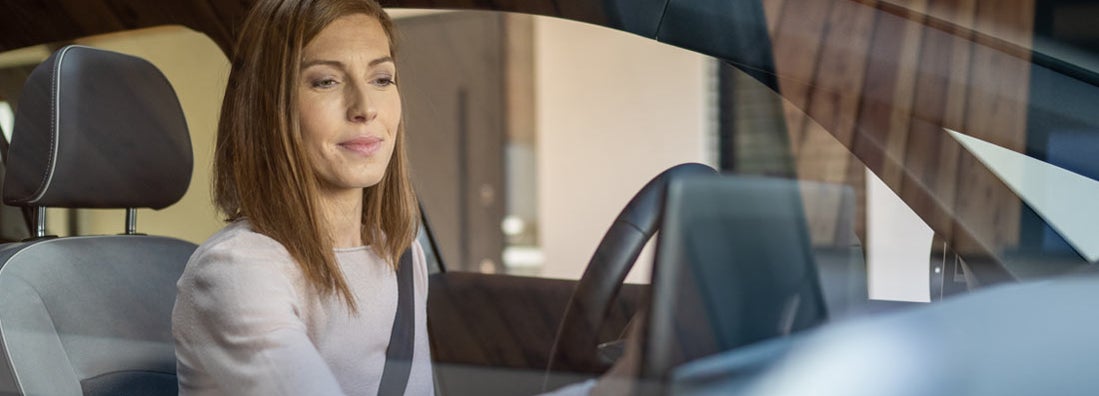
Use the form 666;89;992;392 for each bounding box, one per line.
317;185;364;248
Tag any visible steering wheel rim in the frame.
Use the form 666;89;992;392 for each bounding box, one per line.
544;163;717;383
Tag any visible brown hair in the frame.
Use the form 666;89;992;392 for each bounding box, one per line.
215;0;419;312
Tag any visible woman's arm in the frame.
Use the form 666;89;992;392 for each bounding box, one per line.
173;237;347;395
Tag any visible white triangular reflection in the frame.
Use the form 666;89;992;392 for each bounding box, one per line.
947;128;1099;262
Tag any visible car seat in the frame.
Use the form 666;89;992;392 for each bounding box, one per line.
0;124;30;242
0;45;195;396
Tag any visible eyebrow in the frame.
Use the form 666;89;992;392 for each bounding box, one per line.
300;56;394;69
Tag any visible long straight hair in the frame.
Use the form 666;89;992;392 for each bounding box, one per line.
215;0;419;312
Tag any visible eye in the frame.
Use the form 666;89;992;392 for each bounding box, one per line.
372;75;396;87
311;78;339;89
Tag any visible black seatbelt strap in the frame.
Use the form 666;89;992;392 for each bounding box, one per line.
378;248;415;396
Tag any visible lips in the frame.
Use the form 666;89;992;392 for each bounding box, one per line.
338;136;383;156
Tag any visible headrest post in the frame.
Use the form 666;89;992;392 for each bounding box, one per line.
125;208;138;235
33;207;47;238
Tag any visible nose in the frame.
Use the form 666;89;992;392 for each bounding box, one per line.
346;81;377;123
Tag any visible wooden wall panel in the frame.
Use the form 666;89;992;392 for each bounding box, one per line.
785;0;877;244
879;0;928;186
947;0;1034;254
765;0;1036;277
767;0;836;156
928;0;975;242
902;0;975;236
814;1;880;148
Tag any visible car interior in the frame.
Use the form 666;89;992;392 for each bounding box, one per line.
643;175;829;381
0;45;195;395
0;124;29;244
0;0;1098;395
0;42;874;396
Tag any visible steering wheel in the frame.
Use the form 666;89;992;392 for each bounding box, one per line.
545;163;717;382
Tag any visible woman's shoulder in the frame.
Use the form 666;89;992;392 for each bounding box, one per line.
180;220;303;290
173;221;311;346
194;220;291;259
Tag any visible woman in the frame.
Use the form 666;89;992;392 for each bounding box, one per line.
172;0;430;394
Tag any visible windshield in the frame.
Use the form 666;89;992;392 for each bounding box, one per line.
0;1;1096;395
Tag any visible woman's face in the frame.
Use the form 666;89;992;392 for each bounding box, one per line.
298;14;400;195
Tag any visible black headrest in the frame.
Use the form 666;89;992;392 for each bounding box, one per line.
3;45;191;209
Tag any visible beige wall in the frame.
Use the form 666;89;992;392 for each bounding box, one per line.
75;26;228;243
533;18;715;282
866;169;932;302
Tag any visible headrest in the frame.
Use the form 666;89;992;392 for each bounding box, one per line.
3;45;191;209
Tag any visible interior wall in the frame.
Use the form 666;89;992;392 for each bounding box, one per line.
533;17;715;282
76;26;228;243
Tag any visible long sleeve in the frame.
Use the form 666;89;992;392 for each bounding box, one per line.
172;228;347;396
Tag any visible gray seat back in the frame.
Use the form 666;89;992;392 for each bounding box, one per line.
0;45;195;396
796;181;868;320
0;129;30;243
0;237;194;396
643;176;828;380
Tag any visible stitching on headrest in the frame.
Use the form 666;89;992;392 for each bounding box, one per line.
26;46;81;204
9;45;191;209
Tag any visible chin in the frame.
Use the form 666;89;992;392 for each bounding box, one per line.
345;165;388;187
355;173;387;189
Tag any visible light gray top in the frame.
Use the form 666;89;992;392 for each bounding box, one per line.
172;220;433;395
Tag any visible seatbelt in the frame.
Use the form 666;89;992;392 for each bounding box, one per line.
378;248;415;396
